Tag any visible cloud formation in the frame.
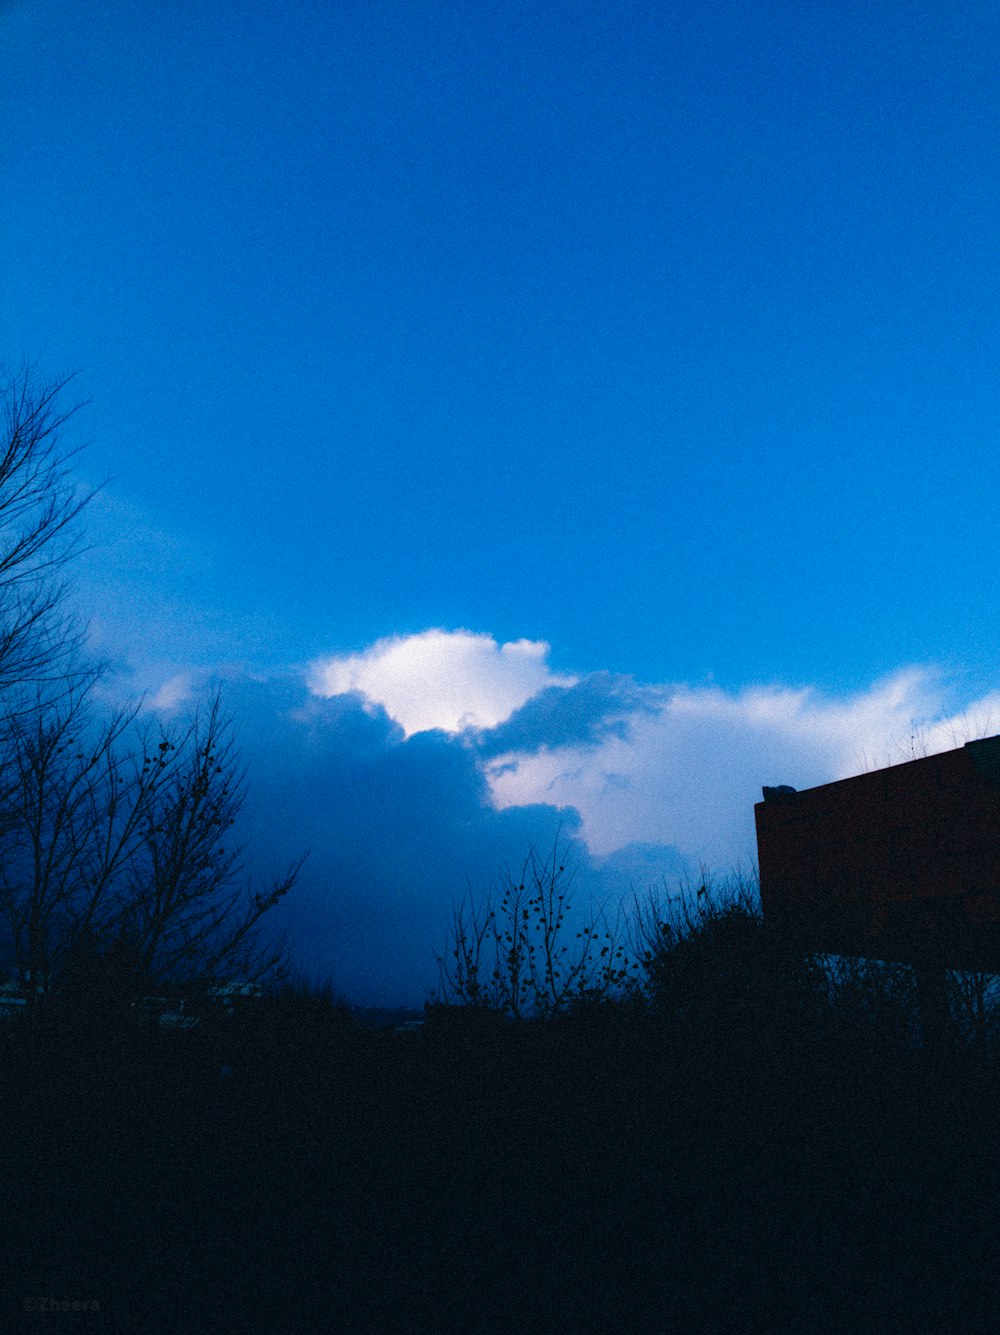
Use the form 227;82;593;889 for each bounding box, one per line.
484;667;995;865
226;680;586;1004
307;630;575;736
130;631;1000;1004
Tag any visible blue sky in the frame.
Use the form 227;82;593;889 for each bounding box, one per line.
4;0;1000;1001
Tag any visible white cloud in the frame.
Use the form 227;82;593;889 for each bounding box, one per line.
147;672;198;713
152;621;1000;885
307;629;576;737
485;667;996;867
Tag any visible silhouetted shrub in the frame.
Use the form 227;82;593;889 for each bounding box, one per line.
638;873;827;1043
434;837;636;1018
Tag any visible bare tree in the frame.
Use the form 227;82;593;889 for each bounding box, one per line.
122;693;299;987
944;968;1000;1053
0;370;299;1005
0;366;91;701
434;839;635;1018
0;682;298;1002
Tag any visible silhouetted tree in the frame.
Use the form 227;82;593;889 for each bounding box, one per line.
434;839;635;1017
0;679;298;1002
0;365;89;699
0;370;299;1005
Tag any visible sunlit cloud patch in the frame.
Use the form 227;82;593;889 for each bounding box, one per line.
307;629;576;737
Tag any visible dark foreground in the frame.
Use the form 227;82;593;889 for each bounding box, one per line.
6;999;1000;1335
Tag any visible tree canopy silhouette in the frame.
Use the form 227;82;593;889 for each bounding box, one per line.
0;368;299;1005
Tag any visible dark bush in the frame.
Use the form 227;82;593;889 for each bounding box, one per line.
641;879;827;1043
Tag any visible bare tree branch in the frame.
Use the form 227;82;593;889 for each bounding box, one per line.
435;836;636;1018
0;372;299;1005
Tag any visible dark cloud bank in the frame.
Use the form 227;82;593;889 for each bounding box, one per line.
224;675;688;1005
